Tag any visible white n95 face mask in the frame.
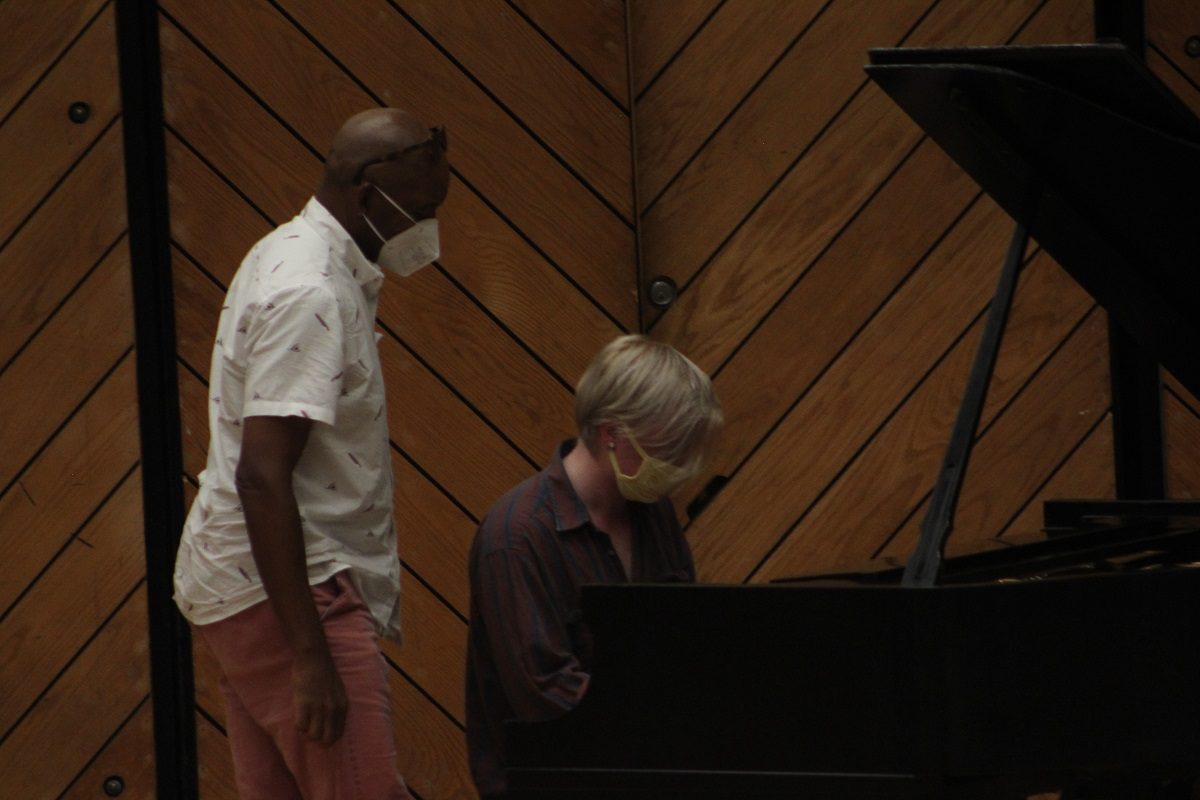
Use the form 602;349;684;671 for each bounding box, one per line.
361;185;440;277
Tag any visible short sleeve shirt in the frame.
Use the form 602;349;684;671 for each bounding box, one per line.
173;197;402;639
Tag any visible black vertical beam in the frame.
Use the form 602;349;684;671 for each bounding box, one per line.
1094;0;1146;59
903;225;1029;587
1108;324;1165;498
1093;0;1165;499
114;1;199;797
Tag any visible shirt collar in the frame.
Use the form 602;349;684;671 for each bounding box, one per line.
545;439;591;533
300;197;384;289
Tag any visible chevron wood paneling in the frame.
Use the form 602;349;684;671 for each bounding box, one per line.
0;0;151;796
3;2;1197;798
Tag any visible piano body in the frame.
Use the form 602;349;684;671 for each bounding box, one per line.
505;21;1200;800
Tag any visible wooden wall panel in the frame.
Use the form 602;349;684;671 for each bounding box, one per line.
0;4;119;247
511;0;629;107
397;0;632;218
630;0;720;96
755;253;1095;579
0;0;107;121
61;700;156;800
0;470;144;734
0;0;149;795
1147;0;1200;89
636;0;827;205
0;586;149;798
650;0;1060;364
0;245;134;488
0;122;126;369
0;353;139;611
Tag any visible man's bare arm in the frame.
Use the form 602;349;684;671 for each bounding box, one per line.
236;414;346;745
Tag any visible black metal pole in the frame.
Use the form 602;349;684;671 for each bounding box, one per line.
1094;0;1146;59
1093;0;1164;499
903;224;1030;587
114;0;198;797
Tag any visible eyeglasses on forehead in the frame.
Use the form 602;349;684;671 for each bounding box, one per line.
352;125;448;184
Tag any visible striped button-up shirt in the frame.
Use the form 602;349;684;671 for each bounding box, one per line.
465;440;695;795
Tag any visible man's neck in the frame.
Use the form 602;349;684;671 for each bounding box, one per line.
562;439;628;525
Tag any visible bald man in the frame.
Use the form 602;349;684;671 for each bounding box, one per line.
174;108;449;800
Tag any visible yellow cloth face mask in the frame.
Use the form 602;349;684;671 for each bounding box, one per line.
609;432;691;503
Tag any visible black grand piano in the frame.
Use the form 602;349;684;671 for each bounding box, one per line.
505;12;1200;800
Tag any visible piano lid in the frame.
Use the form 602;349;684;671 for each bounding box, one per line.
865;44;1200;398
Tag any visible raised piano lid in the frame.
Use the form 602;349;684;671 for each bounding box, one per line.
864;44;1200;399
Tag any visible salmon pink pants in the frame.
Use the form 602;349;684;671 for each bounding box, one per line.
199;570;413;800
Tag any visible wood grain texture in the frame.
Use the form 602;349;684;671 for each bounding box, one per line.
880;308;1110;560
274;0;638;328
0;243;133;491
0;353;138;613
652;81;921;369
398;0;632;218
1147;0;1200;90
437;178;622;385
383;572;468;722
390;450;476;615
0;4;118;249
692;139;979;492
636;0;826;205
0;0;107;122
998;416;1114;543
197;711;239;800
0;586;149;798
756;254;1095;580
1165;372;1200;418
640;0;932;287
165;131;272;282
0;122;125;370
171;248;222;378
629;0;721;96
160;16;317;226
151;1;1124;797
686;194;1030;582
650;0;1049;369
1147;46;1200;118
376;267;576;464
178;363;211;483
0;470;143;737
60;698;156;800
378;334;535;519
386;668;474;799
511;0;629;107
1164;390;1200;499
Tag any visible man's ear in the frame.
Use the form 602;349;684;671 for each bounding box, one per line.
597;422;618;450
354;181;373;211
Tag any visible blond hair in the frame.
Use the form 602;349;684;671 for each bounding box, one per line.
575;334;722;473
